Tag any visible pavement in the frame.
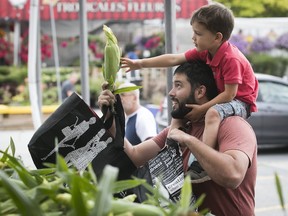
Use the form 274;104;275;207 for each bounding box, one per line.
0;116;35;169
0;114;49;169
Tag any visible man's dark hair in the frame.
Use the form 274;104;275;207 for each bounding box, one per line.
174;61;218;100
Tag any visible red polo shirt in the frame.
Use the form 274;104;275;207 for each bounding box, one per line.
185;41;258;112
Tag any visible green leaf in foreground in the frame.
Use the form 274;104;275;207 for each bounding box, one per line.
113;86;142;95
9;137;16;157
90;165;119;216
0;170;43;216
275;172;286;211
71;175;88;216
1;150;38;188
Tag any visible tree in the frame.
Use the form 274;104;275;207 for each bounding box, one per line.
215;0;288;17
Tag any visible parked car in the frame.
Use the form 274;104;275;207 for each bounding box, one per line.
155;73;288;149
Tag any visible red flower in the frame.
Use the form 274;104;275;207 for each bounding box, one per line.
61;41;68;48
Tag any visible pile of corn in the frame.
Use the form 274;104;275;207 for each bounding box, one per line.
0;140;204;215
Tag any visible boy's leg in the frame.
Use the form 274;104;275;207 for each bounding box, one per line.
188;100;248;183
202;107;221;148
187;107;221;183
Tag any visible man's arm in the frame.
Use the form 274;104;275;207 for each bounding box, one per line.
169;128;250;189
98;83;162;167
123;138;162;168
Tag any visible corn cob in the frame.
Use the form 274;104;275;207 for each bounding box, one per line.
102;25;121;91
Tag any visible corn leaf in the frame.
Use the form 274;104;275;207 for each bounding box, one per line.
111;199;165;216
1;150;38;188
113;86;142;95
71;175;88;216
0;170;43;216
9;137;16;157
90;165;119;216
180;175;192;209
113;178;146;194
275;172;286;211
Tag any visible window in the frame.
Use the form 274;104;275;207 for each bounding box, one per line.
259;81;288;104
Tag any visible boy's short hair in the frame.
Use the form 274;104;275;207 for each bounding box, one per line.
190;3;234;41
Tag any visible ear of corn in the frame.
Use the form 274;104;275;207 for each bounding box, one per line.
103;25;121;91
102;25;142;95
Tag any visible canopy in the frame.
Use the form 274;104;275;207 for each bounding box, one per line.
1;0;208;21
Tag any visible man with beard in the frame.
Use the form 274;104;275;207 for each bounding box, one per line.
98;61;257;216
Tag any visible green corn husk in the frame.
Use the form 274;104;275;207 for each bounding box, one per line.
102;25;142;114
102;25;121;92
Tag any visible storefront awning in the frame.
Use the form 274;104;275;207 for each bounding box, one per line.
1;0;208;21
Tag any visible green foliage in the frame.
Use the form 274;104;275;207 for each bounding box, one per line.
0;66;27;85
0;140;206;216
215;0;288;17
0;66;107;106
274;173;286;211
247;54;288;77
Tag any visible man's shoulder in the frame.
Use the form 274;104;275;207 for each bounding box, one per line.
138;106;155;117
221;116;250;125
220;116;254;134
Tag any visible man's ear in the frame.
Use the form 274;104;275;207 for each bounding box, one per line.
196;85;206;99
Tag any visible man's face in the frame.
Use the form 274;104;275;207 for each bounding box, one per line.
119;93;136;115
169;73;197;119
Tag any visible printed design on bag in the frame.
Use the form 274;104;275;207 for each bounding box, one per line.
41;116;97;160
148;139;196;207
65;128;113;171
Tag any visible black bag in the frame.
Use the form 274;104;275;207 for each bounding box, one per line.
28;92;136;180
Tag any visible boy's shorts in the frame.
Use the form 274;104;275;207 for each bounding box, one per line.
213;99;250;121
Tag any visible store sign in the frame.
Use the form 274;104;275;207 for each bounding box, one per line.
1;0;208;20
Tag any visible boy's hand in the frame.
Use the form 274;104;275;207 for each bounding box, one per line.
185;104;206;122
121;57;142;72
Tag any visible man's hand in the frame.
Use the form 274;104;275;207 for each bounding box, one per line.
121;57;142;72
97;82;116;113
168;128;191;148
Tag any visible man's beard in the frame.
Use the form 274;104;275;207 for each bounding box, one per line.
171;94;196;119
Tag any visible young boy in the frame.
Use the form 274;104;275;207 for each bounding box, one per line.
121;3;258;183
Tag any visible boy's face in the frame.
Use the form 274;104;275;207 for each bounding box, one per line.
191;21;222;57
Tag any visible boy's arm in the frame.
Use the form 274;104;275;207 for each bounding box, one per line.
203;83;238;110
186;83;238;121
121;53;186;72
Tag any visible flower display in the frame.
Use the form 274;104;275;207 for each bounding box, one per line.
229;34;250;55
275;32;288;50
0;38;13;65
136;32;165;57
250;37;274;53
19;30;52;64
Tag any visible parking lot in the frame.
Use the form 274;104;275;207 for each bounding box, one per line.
256;148;288;216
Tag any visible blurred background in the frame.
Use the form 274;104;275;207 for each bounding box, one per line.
0;0;287;110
